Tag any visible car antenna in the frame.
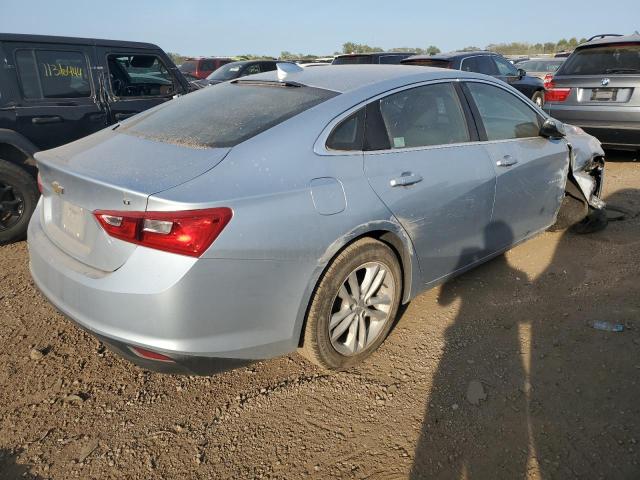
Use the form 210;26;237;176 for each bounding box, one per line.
276;62;303;81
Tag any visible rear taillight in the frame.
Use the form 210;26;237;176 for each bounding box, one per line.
94;208;232;257
544;78;571;103
37;172;43;194
543;73;554;89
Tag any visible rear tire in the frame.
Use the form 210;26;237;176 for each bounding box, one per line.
532;91;544;108
299;237;402;371
0;159;39;245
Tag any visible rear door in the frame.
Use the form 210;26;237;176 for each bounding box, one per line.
363;82;496;285
462;81;569;247
11;42;107;150
96;47;183;123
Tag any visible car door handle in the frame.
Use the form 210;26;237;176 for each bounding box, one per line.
115;112;136;121
390;172;423;187
32;116;62;125
496;155;518;167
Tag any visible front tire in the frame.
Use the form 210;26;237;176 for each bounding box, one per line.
0;159;39;245
300;237;402;371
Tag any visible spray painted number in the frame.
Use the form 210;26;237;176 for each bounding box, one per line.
41;63;84;78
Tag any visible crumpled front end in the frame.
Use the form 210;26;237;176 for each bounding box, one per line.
564;124;606;208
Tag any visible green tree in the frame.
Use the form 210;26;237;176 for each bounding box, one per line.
461;45;481;52
557;38;569;51
544;42;556;53
427;45;441;55
342;42;382;54
568;37;578;48
167;52;188;65
579;37;588;44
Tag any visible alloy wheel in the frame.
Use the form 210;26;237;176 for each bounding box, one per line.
328;261;395;356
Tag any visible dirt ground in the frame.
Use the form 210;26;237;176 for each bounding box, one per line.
1;154;639;480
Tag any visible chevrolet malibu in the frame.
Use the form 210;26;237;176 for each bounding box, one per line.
28;65;606;375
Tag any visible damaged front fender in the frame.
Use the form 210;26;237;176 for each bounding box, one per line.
564;124;606;210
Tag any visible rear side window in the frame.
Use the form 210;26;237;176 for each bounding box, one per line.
558;44;640;75
16;49;91;99
121;82;338;148
379;55;406;64
461;56;498;75
466;82;541;140
326;109;365;151
403;59;452;69
377;82;469;149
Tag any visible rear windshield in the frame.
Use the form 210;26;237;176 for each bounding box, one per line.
179;61;197;73
120;82;338;148
207;62;245;81
558;44;640;75
402;59;452;69
333;55;374;65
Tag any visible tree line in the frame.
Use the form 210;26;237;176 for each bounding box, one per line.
167;37;590;65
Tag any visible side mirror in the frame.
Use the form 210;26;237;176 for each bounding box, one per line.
539;118;566;139
517;68;526;78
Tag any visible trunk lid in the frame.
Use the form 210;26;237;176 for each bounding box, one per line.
551;74;640;107
36;128;230;272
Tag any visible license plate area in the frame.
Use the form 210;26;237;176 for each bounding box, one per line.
590;88;617;101
60;201;86;241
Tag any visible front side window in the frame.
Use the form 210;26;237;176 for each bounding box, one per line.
326;109;365;151
379;55;406;64
241;64;261;76
377;83;470;149
16;49;91;99
466;82;541;140
107;54;175;98
493;56;518;76
121;82;337;148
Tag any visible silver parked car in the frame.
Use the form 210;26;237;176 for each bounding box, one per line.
544;33;640;150
29;65;605;375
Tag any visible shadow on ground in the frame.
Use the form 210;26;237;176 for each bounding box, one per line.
410;189;640;479
0;449;41;480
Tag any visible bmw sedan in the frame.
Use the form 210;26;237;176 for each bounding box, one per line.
29;65;606;375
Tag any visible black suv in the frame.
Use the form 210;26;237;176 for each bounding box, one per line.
332;52;415;65
0;33;191;244
402;51;545;107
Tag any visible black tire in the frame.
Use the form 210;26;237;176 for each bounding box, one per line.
532;90;544;108
299;237;402;370
0;159;39;245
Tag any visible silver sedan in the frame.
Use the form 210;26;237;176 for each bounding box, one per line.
28;65;606;375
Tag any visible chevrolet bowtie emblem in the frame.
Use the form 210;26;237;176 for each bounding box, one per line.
51;181;65;195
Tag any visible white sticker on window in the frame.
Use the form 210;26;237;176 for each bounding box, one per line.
393;137;406;148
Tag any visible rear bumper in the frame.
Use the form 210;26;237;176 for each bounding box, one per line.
28;202;309;373
545;104;640;149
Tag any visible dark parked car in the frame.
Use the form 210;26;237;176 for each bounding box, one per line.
179;57;233;80
0;33;191;244
544;33;640;150
332;52;415;65
193;60;288;87
515;58;565;80
402;51;545;107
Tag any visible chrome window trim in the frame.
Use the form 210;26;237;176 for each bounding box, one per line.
315;77;550;157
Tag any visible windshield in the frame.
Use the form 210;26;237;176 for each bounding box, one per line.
179;60;197;73
558;44;640;75
519;60;563;72
333;55;374;65
207;62;245;81
120;82;338;148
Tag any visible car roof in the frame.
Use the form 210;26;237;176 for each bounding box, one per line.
578;33;640;48
0;32;160;50
334;52;413;58
246;64;490;94
520;58;564;62
404;51;494;62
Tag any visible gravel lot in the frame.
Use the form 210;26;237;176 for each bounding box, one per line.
1;154;639;480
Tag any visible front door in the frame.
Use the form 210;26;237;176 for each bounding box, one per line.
95;48;182;123
463;81;570;248
11;44;107;150
363;82;497;285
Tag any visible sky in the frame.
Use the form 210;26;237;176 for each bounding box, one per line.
1;0;639;57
